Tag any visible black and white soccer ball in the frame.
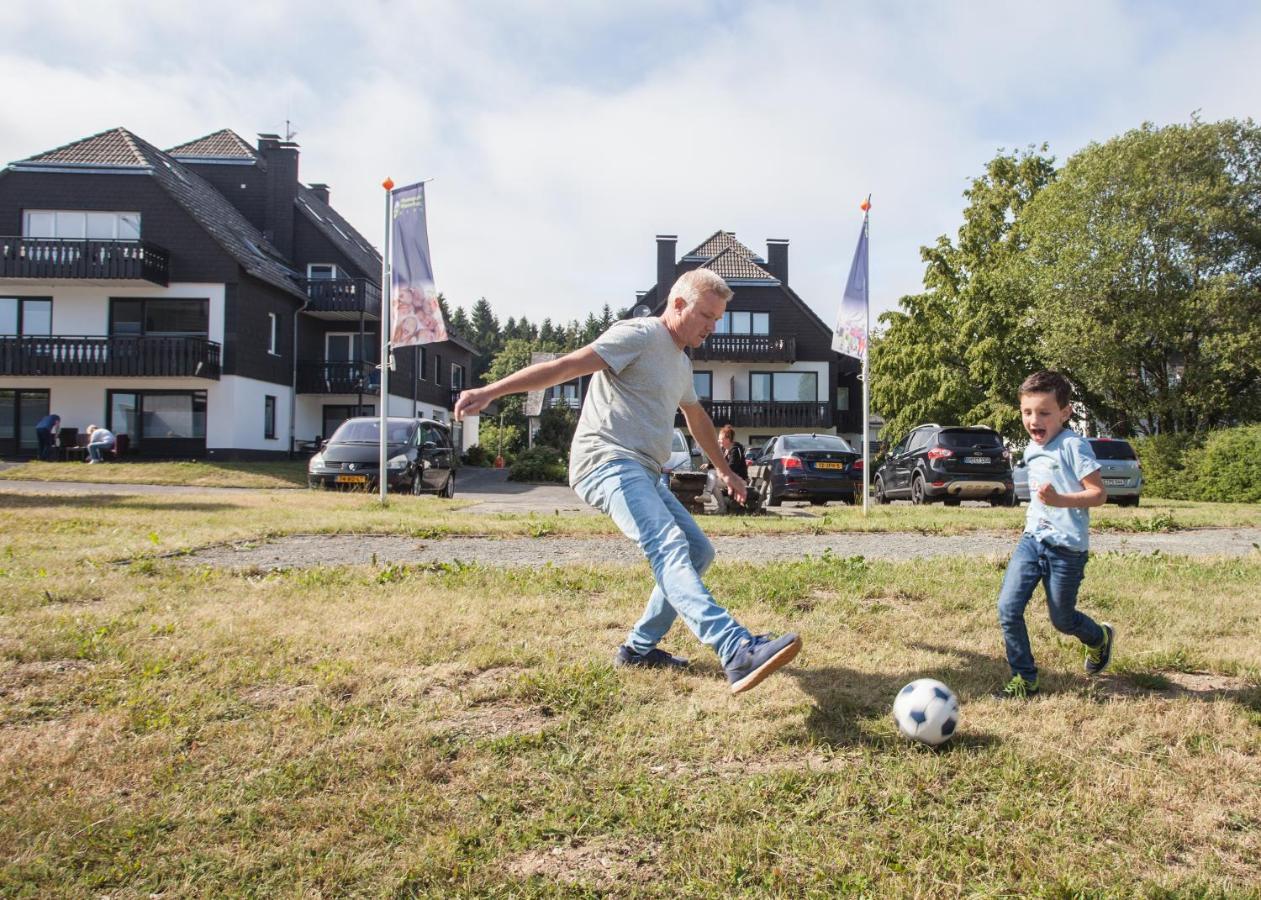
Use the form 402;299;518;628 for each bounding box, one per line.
892;678;960;746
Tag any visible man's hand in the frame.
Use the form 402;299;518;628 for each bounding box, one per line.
1036;483;1063;507
453;387;492;421
719;470;748;506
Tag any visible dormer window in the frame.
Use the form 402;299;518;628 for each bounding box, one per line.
713;311;770;335
24;210;141;240
307;263;340;280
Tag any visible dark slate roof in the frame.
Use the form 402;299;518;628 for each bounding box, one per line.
14;127;303;300
296;185;381;277
699;247;779;283
167;129;259;161
682;230;767;265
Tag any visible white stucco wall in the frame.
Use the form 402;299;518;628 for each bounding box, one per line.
696;361;830;402
206;376;291;453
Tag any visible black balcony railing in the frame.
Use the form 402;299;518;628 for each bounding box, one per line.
296;361;381;394
0;335;219;378
298;278;382;318
0;237;169;285
687;400;831;429
691;334;795;363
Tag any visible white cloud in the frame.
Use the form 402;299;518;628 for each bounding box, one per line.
3;0;1260;330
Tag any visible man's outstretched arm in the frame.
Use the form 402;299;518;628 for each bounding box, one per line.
454;346;608;421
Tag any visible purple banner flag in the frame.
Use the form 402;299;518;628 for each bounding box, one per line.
832;216;868;361
389;181;447;348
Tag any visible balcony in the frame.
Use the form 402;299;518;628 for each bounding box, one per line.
0;335;219;379
296;361;380;394
299;277;381;320
0;237;169;285
684;400;831;430
691;334;795;363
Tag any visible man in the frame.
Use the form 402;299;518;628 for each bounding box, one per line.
34;413;61;461
455;270;801;694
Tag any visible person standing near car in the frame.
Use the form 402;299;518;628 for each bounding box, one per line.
453;269;802;695
34;413;61;461
709;424;747;514
996;371;1114;699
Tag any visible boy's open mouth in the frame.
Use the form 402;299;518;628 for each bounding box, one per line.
1028;427;1047;440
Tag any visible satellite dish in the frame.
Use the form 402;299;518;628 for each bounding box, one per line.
632;304;652;318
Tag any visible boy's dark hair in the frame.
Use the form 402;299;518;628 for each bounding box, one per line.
1019;371;1073;408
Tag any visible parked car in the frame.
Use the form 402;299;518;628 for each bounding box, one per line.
1013;437;1142;506
307;416;457;496
662;427;701;478
874;424;1013;506
747;433;861;507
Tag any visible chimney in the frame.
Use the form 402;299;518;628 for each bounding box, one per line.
308;183;330;205
766;239;789;285
656;235;677;306
257;133;299;261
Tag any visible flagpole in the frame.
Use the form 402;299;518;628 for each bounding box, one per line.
861;195;871;516
379;178;394;504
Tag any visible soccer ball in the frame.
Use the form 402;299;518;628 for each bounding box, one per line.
893;678;960;746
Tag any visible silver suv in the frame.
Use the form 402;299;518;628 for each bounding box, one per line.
1013;437;1142;507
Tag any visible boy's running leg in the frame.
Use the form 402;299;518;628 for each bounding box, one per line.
997;534;1044;688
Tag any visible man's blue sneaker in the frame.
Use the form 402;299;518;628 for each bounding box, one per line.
1085;623;1115;676
724;633;802;694
614;645;689;670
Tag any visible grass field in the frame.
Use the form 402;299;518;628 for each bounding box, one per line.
0;459;308;489
1;489;1259;896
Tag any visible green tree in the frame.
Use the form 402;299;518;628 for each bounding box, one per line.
871;146;1057;443
532;404;578;456
1022;118;1261;435
469;297;500;380
479;338;535;450
447;304;471;338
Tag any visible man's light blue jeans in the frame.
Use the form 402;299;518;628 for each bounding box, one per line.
574;458;751;665
997;533;1103;681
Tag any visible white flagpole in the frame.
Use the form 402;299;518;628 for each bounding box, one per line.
379;178;394;504
862;196;871;516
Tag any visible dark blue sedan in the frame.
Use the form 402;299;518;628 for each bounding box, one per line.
746;433;862;507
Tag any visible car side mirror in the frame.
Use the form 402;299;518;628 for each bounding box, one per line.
691;447;702;457
422;441;437;451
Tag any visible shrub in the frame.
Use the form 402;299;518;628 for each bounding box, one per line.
1183;425;1261;503
1132;433;1199;500
462;444;491;467
508;446;568;483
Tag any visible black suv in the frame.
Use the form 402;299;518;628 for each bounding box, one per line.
874;424;1013;506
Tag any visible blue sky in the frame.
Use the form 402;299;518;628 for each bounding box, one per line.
4;0;1259;328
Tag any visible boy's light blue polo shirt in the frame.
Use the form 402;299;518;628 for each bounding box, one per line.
1023;428;1101;551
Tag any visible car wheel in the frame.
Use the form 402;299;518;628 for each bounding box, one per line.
766;483;782;507
1118;496;1139;507
810;498;828;506
943;497;961;507
307;479;321;490
874;477;889;505
911;474;927;505
992;490;1016;507
442;472;456;499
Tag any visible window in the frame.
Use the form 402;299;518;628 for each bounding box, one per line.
836;387;850;411
264;395;277;440
450;363;465;392
750;371;818;402
0;297;52;335
0;389;50;454
435;353;443;386
107;390;207;447
306;263;340;280
325;332;371;361
714;311;770;335
418;346;427;381
110;299;208;338
24;210;140;240
268;313;279;355
321;404;374;440
693;371;713;401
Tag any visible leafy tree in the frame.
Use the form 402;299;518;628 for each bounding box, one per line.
871;146;1057;443
478;338;535;451
469;297;500;379
1021;119;1261;435
532;404;578;456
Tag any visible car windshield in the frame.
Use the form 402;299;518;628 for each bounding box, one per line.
940;429;1004;449
781;434;854;452
1090;439;1137;460
671;432;688;452
330;420;416;444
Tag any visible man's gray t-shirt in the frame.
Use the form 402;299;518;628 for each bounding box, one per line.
568;318;697;486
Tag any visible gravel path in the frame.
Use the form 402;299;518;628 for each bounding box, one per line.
177;527;1261;571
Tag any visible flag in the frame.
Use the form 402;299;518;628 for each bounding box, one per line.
389;181;447;348
832;214;868;360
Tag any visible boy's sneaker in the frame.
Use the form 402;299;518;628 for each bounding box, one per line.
1085;623;1115;676
614;645;688;670
725;633;802;695
999;674;1039;699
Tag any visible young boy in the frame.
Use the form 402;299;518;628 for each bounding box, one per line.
998;371;1114;697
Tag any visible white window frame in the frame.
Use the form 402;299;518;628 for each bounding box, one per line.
267;312;279;355
24;210;141;240
307;263;340;280
325;331;368;361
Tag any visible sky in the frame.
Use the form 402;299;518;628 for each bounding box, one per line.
3;0;1260;329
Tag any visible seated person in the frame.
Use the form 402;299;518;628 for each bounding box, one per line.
85;424;116;463
708;424;747;513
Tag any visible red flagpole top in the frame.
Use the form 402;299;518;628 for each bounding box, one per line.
860;198;871;212
382;177;395;191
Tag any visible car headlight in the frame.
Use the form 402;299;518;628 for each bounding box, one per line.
387;454;410;470
308;453;324;472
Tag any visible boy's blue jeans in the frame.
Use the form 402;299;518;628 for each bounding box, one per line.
574;458;751;665
997;533;1104;681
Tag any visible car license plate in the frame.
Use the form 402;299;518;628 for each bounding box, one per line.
1103;478;1126;486
814;462;844;470
336;475;368;484
964;456;989;464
